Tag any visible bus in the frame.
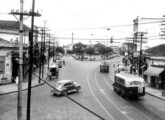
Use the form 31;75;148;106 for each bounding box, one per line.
113;72;145;97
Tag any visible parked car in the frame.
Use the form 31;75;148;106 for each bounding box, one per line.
48;63;59;79
51;80;81;96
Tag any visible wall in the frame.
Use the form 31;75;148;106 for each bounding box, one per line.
0;51;12;84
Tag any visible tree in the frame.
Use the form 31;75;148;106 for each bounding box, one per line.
105;47;113;56
86;47;95;60
93;43;105;54
98;46;113;59
56;46;65;55
73;42;86;58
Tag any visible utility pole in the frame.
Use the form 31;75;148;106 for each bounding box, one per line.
138;32;147;76
10;1;25;120
26;0;41;120
53;36;55;62
18;0;23;120
10;1;41;120
38;28;43;83
72;32;74;45
42;21;46;78
132;16;139;64
48;34;51;70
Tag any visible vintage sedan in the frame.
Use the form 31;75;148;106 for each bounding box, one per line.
51;80;81;96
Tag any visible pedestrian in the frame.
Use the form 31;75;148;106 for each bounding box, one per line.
132;66;136;74
130;65;133;74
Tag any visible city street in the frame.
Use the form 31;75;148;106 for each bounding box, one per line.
0;56;165;120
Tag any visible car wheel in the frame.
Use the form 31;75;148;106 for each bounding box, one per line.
121;90;125;98
76;88;80;93
62;91;67;96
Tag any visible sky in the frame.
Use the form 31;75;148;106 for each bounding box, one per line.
0;0;165;47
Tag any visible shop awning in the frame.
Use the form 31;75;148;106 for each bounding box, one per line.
144;66;164;77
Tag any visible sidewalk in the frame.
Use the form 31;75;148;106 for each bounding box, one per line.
145;86;165;101
0;60;51;95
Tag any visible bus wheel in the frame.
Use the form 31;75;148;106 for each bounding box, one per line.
113;87;116;92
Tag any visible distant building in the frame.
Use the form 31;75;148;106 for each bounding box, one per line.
0;20;30;44
63;44;73;54
109;45;120;54
144;56;165;89
121;42;137;56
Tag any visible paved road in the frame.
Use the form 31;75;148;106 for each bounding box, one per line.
0;56;165;120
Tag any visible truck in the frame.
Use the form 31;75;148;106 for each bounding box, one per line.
100;62;109;73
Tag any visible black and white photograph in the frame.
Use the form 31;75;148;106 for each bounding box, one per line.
0;0;165;120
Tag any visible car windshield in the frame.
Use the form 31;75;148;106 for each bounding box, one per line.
55;82;63;89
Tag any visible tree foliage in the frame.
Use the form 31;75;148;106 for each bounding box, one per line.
56;46;65;54
73;42;86;56
93;43;105;53
86;47;95;55
99;46;113;58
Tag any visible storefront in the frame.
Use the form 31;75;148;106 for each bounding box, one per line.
144;66;164;89
0;51;12;84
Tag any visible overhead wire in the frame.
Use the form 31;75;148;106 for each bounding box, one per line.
33;73;106;120
59;20;164;31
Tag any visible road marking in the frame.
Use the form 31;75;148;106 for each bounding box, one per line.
87;75;115;120
103;77;113;90
95;73;132;120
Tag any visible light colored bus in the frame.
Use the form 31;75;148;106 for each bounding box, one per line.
113;72;145;97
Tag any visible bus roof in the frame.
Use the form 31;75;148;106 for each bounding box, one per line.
115;72;144;82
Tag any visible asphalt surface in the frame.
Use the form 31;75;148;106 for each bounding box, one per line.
0;56;165;120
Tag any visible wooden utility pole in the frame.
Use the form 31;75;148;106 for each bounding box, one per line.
26;0;41;120
38;28;44;83
10;1;25;120
53;36;55;62
42;21;46;78
72;32;74;45
48;34;51;70
132;16;139;64
138;32;147;76
18;0;24;120
10;1;41;120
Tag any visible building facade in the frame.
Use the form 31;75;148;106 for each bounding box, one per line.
144;57;165;89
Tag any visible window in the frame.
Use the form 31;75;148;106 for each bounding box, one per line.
64;82;72;86
115;76;125;86
130;81;141;85
0;57;5;73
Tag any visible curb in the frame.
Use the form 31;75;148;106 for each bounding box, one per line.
0;82;45;96
146;92;165;101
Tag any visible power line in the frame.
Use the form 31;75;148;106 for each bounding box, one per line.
58;21;163;31
33;73;106;120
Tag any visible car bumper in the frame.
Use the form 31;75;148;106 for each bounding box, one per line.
51;90;61;95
